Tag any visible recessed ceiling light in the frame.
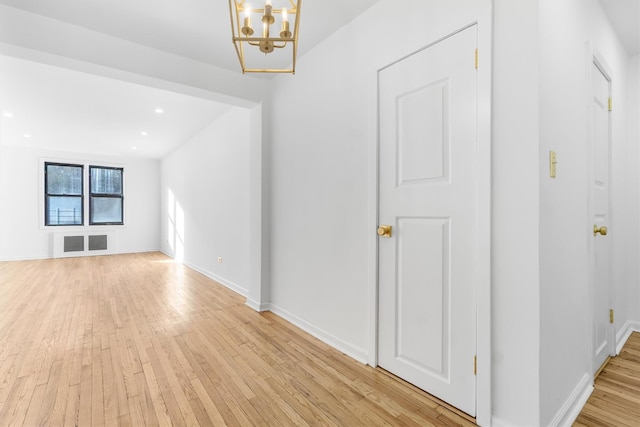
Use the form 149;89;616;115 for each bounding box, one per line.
132;146;138;150
140;131;148;136
154;108;164;114
3;112;13;118
23;134;31;138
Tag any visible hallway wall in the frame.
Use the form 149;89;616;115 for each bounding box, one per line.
538;0;640;424
268;0;542;425
160;107;252;296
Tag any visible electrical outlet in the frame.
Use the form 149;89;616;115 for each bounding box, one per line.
217;257;222;263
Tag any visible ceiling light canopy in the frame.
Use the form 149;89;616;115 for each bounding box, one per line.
229;0;301;74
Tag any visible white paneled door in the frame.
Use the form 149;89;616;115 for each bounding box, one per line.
378;25;478;416
591;62;613;376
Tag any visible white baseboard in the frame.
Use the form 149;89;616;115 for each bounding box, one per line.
490;373;593;427
265;302;368;364
123;248;162;254
490;416;516;427
0;254;50;262
616;320;640;354
159;249;173;258
183;261;248;297
0;248;161;262
245;298;270;312
161;250;369;365
549;373;593;427
158;250;248;297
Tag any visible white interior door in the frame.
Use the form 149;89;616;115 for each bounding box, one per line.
591;62;614;376
377;26;478;416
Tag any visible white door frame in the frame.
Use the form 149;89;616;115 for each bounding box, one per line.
367;11;492;426
586;45;616;377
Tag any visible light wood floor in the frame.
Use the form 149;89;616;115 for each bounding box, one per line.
0;252;475;426
575;332;640;426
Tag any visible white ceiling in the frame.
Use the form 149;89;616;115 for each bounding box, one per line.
0;0;636;159
0;0;382;74
0;55;234;159
599;0;640;55
0;0;382;158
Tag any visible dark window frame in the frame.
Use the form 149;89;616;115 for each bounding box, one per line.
44;162;84;226
89;165;124;226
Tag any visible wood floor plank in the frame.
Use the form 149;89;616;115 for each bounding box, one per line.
0;252;478;426
575;332;640;426
102;347;118;426
20;383;46;427
190;377;228;426
49;352;72;426
78;361;92;425
133;371;159;427
63;382;80;427
90;345;104;426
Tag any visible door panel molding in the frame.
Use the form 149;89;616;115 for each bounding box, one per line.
367;10;493;426
369;10;493;424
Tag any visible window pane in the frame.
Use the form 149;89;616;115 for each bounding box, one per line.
47;196;82;225
91;197;122;224
91;168;122;195
47;165;82;195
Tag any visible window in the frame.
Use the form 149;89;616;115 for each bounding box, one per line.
89;166;124;225
43;162;124;227
45;162;84;226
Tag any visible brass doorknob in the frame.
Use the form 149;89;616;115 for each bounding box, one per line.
377;225;392;238
593;225;608;236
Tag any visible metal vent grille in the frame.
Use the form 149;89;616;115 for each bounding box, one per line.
88;235;108;251
63;236;84;252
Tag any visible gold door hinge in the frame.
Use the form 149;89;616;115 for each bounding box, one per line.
474;355;477;375
608;98;612;111
475;49;479;69
610;309;614;324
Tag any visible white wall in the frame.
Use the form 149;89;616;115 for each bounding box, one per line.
491;1;542;425
625;54;640;335
0;144;160;260
268;0;493;365
611;37;640;350
268;0;640;425
538;0;639;425
267;0;541;424
634;55;640;323
160;107;251;296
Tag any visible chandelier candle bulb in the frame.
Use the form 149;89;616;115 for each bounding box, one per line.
263;0;274;25
280;8;291;38
242;5;254;35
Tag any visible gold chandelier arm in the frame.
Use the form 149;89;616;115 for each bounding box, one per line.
236;37;294;42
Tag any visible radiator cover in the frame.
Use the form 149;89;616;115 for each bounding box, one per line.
52;231;116;258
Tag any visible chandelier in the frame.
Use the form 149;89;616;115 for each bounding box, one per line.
228;0;301;74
